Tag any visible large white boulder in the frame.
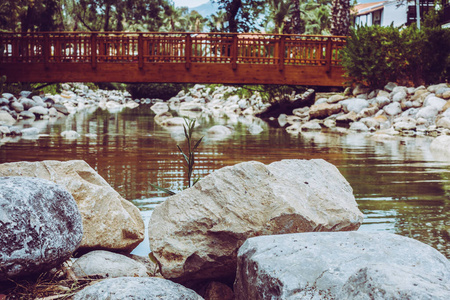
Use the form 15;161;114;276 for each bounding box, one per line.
149;159;363;283
234;232;450;300
0;160;144;252
0;177;83;281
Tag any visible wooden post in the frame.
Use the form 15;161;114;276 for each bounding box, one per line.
278;35;285;71
91;33;97;69
43;33;50;69
185;33;191;69
325;37;332;73
138;33;144;69
231;34;237;70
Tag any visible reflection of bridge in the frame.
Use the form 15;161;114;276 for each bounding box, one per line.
0;32;346;86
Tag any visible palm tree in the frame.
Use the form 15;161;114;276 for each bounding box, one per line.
330;0;350;36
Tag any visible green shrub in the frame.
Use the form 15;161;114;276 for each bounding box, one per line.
341;25;450;88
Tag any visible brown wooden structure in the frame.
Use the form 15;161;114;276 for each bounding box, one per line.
0;32;346;86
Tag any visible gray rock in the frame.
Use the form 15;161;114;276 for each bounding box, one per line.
10;101;24;113
326;94;345;104
424;96;447;111
0;98;8;106
207;125;233;138
416;106;439;119
309;103;342;119
352;84;370;96
48;107;58;117
392;90;407;102
0;125;10;136
61;130;80;139
2;93;14;100
357;105;379;118
384;82;397;92
437;117;450;129
149;160;363;283
0;111;16;126
234;232;450;300
180;102;204;112
341;264;450;299
375;96;391;108
341;98;369;113
19;110;36;120
248;123;264;135
349;121;369;132
151;102;169;114
336;111;359;125
301;121;322;131
384;102;402;116
73;277;203;300
8;126;21;136
394;121;416;131
428;83;448;93
53;103;69;115
29;106;49;118
0;177;83;281
430;135;450;158
435;87;450;98
21;127;39;136
20;98;36;110
19;91;32;98
72;250;148;278
32;96;45;107
443;108;450;118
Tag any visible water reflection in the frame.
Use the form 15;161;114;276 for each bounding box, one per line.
0;105;448;258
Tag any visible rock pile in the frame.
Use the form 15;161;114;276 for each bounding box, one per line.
0;83;138;140
1;158;448;299
0;160;145;253
148;159;364;285
154;82;450;140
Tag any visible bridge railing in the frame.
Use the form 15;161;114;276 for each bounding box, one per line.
0;32;346;71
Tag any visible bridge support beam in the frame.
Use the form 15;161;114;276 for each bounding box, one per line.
0;62;345;86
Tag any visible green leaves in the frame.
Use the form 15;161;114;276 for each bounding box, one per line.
150;117;203;196
177;118;204;188
341;24;449;88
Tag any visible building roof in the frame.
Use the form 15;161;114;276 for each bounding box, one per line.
352;1;387;16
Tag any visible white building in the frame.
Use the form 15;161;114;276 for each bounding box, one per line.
353;1;409;27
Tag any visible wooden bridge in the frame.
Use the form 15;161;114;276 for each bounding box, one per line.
0;32;346;86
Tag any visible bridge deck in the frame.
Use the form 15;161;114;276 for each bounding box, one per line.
0;32;346;86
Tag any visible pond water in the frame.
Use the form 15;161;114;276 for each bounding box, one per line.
0;104;449;258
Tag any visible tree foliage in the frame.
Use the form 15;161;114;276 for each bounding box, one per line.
212;0;265;32
341;25;450;88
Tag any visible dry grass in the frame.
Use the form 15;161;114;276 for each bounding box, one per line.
0;263;103;300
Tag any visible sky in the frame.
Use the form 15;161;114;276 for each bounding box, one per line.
172;0;210;8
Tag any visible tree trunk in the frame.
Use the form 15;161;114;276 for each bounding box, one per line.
227;0;242;32
331;0;350;36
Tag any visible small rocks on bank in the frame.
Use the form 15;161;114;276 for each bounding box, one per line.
0;83;138;141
